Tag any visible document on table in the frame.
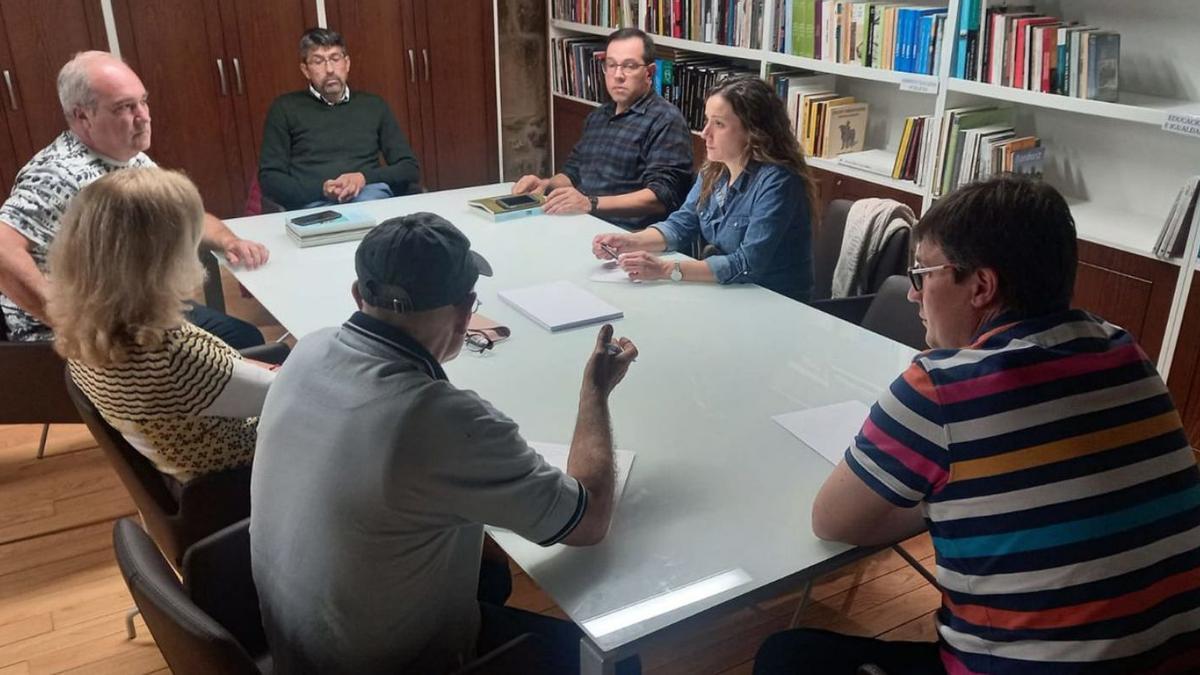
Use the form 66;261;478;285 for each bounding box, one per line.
772;400;870;465
530;442;636;506
498;280;623;331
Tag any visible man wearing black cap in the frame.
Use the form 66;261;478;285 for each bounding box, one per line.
249;213;639;674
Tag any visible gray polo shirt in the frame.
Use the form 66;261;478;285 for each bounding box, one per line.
250;312;586;674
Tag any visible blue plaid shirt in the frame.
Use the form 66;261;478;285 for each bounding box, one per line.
561;92;693;230
653;163;814;302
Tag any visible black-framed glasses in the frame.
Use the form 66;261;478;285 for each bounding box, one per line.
906;263;957;292
306;53;346;67
464;329;494;353
602;60;647;75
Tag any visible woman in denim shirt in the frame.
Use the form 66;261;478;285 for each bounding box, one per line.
592;74;816;301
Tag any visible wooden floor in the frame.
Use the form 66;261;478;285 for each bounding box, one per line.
0;270;940;674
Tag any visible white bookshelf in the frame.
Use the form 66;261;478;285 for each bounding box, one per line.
547;0;1200;374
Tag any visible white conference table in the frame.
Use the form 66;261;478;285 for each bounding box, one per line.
223;183;917;673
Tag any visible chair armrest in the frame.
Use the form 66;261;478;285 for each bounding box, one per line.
239;343;290;366
808;294;875;326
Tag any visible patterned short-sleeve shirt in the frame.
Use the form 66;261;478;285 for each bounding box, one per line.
0;131;154;341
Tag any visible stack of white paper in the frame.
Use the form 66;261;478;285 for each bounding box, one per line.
498;280;623;332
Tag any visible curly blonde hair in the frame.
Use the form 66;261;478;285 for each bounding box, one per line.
48;168;206;367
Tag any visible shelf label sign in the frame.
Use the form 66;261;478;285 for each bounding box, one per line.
899;77;939;95
1164;113;1200;139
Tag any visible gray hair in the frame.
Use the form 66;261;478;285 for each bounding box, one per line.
57;51;112;119
298;27;346;62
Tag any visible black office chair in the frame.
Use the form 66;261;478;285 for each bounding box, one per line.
860;276;927;351
0;310;81;459
810;199;853;302
115;517;267;675
865;227;911;295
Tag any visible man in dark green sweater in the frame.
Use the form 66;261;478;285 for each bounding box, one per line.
258;28;421;211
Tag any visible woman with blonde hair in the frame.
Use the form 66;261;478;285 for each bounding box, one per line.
591;74;816;301
49;168;274;482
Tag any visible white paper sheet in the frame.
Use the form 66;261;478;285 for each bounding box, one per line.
772;400;870;465
530;442;636;505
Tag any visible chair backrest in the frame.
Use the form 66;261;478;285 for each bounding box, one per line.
810;199;853;302
865;226;911;294
65;370;251;568
184;518;267;657
861;275;927;351
0;340;81;424
113;518;264;675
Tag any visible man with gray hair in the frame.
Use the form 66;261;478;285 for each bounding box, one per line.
0;50;268;346
258;27;420;210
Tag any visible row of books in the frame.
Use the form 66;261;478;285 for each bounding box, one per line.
653;52;757;130
953;2;1120;101
552;38;612;104
1155;177;1200;259
772;1;949;75
643;0;765;49
772;73;868;158
929;106;1044;195
552;0;634;27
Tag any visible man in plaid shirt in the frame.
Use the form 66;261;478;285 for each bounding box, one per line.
513;28;693;230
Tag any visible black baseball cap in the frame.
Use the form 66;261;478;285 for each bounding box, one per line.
355;213;492;312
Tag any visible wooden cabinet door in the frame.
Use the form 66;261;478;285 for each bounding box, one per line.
217;0;319;193
111;0;247;218
0;0;109;160
1072;240;1177;362
324;0;426;189
412;0;498;189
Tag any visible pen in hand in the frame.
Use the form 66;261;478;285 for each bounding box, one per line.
599;242;620;261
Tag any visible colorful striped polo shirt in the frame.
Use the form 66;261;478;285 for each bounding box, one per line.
846;309;1200;674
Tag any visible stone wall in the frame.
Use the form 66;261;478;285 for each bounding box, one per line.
496;0;550;180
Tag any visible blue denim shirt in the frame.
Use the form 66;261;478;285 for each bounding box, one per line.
652;162;813;301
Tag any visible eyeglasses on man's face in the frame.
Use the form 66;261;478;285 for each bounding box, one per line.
306;52;346;68
602;60;647;76
907;263;958;292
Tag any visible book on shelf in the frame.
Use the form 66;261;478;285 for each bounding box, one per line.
654;50;756;130
1154;176;1200;259
821;101;869;157
552;0;634;27
551;38;611;104
644;0;764;48
956;4;1121;102
774;1;947;75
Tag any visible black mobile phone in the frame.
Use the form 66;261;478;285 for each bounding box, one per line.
495;194;539;209
291;210;342;226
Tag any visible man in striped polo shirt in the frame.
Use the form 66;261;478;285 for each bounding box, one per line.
755;175;1200;674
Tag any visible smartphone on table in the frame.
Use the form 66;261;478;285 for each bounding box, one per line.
495;194;540;210
291;210;342;226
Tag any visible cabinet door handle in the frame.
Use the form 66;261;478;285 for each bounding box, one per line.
216;59;228;96
407;49;415;83
3;70;16;110
422;48;429;82
232;57;244;96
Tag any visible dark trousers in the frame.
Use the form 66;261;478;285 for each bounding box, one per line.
475;554;640;675
754;628;942;675
184;301;265;350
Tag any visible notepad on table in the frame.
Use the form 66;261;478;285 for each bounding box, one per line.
498;280;623;332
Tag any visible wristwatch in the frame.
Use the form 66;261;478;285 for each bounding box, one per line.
587;194;599;213
669;260;683;282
